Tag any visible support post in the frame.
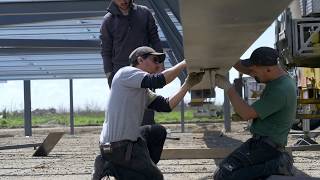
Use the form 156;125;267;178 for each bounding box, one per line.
69;79;74;135
223;73;231;132
180;82;185;133
24;80;32;136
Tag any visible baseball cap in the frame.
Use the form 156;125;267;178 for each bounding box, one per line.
241;47;279;67
129;46;165;64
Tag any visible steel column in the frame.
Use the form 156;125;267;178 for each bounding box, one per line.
24;80;32;136
163;0;181;22
147;0;186;80
223;73;231;132
180;83;185;133
69;79;74;135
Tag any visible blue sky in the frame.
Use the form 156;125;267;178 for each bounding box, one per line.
0;24;275;111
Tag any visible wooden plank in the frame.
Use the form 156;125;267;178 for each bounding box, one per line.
268;175;320;180
0;134;14;138
287;144;320;151
160;148;295;160
0;143;41;150
160;148;235;159
33;132;64;157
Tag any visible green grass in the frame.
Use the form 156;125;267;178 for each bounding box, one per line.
155;110;222;123
0;110;222;128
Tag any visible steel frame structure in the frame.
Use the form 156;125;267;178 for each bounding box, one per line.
0;0;188;136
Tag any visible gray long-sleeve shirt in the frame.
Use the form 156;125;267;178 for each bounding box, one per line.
100;2;163;74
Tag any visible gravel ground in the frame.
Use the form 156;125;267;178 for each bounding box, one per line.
0;122;319;180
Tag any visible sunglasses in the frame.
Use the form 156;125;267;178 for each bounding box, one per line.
142;54;162;64
150;56;162;64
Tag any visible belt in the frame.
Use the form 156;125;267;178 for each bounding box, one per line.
110;140;132;149
252;134;285;151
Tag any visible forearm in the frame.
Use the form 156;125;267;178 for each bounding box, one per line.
162;61;186;84
226;87;257;120
100;37;113;73
168;83;190;109
102;53;112;74
100;19;113;74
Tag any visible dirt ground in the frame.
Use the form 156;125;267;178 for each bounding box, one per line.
0;122;319;180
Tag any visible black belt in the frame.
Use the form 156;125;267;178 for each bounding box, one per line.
111;140;132;148
252;134;285;151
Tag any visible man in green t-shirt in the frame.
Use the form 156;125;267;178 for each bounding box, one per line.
214;47;296;180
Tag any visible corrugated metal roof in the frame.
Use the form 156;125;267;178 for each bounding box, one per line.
0;1;182;80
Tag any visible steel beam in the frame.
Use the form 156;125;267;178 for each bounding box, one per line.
0;74;106;81
147;0;186;80
0;0;146;26
163;0;181;23
0;39;169;51
0;39;100;48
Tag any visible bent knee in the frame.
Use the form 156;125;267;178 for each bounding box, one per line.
214;164;235;180
155;172;164;180
152;125;167;138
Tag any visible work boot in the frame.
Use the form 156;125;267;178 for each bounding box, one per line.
277;152;294;176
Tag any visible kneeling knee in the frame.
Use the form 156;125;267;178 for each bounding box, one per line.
214;164;235;180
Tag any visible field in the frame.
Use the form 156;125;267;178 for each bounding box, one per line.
0;109;222;128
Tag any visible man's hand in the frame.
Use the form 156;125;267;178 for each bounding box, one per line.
215;74;232;91
185;72;204;88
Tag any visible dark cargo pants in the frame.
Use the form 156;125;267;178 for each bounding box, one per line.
92;124;166;180
214;137;293;180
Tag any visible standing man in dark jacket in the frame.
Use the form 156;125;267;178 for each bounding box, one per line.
100;0;164;126
100;0;163;87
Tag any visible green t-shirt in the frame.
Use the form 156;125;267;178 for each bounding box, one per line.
250;75;297;146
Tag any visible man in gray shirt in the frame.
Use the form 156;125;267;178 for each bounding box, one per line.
100;0;165;126
92;46;203;180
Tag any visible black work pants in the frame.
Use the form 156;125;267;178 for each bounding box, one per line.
93;124;167;180
214;137;293;180
103;138;163;180
140;124;167;164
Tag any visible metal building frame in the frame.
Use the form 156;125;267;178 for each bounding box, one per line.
0;0;187;136
0;0;231;135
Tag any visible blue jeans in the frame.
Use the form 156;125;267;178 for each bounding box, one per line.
214;137;289;180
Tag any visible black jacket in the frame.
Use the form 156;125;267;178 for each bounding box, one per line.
100;2;163;74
